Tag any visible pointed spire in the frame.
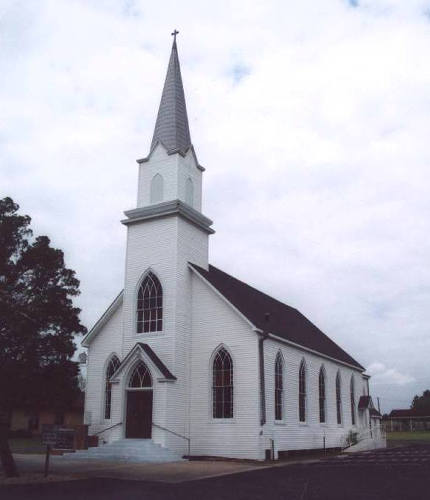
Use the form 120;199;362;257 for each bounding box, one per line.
150;31;192;155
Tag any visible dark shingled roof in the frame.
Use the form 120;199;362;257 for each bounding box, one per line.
137;343;176;380
190;263;364;370
389;408;430;418
358;395;372;410
150;38;192;155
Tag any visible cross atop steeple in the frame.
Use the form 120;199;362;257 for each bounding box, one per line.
149;32;191;155
171;29;179;42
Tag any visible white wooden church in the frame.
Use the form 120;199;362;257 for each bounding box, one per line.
82;35;381;461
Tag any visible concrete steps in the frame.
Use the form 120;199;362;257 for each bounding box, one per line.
64;438;184;463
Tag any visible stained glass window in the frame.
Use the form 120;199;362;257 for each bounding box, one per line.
129;361;152;388
319;367;326;423
275;352;283;421
212;348;233;419
299;360;306;422
104;355;120;419
137;272;163;333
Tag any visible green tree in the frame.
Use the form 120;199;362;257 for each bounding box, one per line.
411;390;430;412
0;197;86;477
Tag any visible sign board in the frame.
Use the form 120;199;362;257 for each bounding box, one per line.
41;424;75;449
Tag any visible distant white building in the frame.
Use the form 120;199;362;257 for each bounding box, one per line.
82;35;381;460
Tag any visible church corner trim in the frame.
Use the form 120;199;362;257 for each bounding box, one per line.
81;290;124;347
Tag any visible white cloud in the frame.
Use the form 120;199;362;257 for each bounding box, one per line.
367;362;416;386
1;0;430;411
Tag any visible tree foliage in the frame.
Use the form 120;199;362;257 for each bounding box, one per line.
0;197;87;475
411;390;430;412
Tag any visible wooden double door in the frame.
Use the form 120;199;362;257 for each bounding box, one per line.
126;390;153;438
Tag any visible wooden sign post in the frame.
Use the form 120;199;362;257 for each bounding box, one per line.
41;425;61;478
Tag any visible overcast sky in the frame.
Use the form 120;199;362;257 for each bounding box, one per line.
2;0;430;413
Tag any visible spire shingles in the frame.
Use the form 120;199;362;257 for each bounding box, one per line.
150;38;192;155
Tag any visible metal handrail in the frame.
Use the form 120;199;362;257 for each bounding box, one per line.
152;422;190;456
93;422;123;436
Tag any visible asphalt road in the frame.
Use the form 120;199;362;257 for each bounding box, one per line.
1;444;429;500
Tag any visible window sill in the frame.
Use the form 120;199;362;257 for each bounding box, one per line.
135;331;165;339
299;422;308;426
274;420;285;425
319;423;328;427
210;419;236;424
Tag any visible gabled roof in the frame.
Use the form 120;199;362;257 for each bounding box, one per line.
81;291;123;347
190;263;364;371
389;408;430;418
369;408;382;418
150;37;191;155
111;343;176;382
358;395;373;410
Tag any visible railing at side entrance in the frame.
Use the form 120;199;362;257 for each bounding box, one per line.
152;422;190;457
93;421;123;436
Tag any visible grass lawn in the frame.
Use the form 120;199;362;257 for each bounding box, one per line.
387;431;430;441
9;436;45;454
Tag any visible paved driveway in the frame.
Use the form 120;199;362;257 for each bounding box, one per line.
1;445;429;500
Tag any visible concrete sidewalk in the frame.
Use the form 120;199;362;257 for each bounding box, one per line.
4;454;271;484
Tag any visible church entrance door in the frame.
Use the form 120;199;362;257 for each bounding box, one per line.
125;390;153;438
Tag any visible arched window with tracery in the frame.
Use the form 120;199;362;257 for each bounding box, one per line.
299;359;306;422
104;355;120;419
275;352;284;421
129;361;152;388
336;371;342;424
319;366;326;423
137;272;163;333
212;347;233;419
350;375;356;425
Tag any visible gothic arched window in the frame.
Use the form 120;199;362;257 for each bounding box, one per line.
104;355;120;419
150;174;164;204
299;359;306;422
319;367;326;423
129;361;152;388
350;375;356;425
336;371;342;424
275;352;284;421
137;272;163;333
212;347;233;419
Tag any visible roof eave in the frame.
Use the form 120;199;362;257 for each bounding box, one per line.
265;332;365;372
81;291;124;347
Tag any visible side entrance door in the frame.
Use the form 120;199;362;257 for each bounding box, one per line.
126;391;153;438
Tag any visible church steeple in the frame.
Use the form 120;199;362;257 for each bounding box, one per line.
150;31;192;155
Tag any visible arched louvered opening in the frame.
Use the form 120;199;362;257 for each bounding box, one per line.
137;271;163;333
104;355;120;420
185;177;194;207
319;367;326;423
350;375;356;425
150;173;164;204
336;371;342;425
299;360;306;422
275;352;284;421
128;361;152;388
212;347;233;419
